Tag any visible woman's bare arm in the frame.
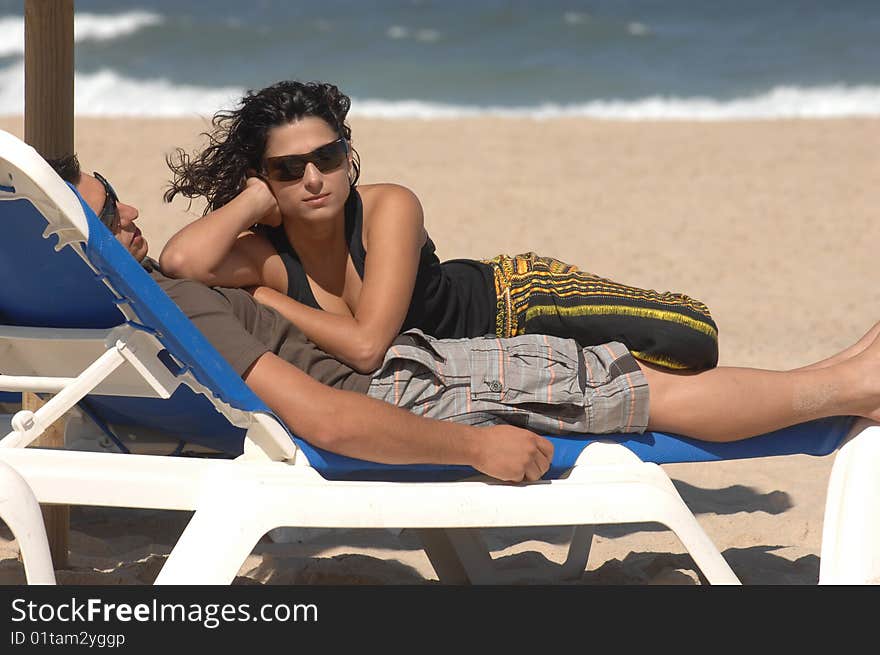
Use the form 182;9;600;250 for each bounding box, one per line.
159;179;279;288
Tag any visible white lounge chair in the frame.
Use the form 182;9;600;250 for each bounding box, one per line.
0;129;876;585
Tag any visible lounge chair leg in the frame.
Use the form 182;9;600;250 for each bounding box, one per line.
560;525;594;580
659;505;740;584
437;529;498;584
569;444;740;584
0;461;55;584
416;529;472;584
416;528;499;584
156;502;264;585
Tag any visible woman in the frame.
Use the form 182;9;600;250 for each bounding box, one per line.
161;81;718;374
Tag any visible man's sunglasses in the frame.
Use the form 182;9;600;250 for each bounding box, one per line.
263;137;349;182
93;171;119;231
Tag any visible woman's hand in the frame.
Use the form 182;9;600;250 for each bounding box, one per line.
159;174;281;287
244;175;282;227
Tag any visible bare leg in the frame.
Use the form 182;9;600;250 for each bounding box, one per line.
641;331;880;442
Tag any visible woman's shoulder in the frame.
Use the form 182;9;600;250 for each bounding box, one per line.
356;184;427;251
358;183;420;209
358;183;423;223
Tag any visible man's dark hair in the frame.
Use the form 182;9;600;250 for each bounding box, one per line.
45;153;82;185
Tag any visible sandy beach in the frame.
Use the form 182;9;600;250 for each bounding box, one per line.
0;115;877;584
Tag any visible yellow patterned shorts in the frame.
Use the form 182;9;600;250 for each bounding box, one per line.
482;252;719;371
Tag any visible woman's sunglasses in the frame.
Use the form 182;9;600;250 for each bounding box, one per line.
93;171;119;231
263;137;349;182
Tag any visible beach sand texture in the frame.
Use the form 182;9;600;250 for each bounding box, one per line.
1;116;877;584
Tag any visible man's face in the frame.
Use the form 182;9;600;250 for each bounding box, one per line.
77;173;149;262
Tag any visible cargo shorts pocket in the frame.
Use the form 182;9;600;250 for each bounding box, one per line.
374;342;446;384
468;337;583;405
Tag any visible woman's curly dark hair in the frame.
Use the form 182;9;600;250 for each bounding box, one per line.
164;80;361;214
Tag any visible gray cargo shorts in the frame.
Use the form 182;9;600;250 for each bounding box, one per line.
366;329;650;435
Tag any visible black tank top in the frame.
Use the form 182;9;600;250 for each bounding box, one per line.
256;189;495;339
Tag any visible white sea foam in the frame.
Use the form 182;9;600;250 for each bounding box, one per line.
386;25;441;42
0;17;25;58
0;63;242;117
387;25;408;40
73;11;163;41
350;86;880;120
627;22;649;36
563;12;590;25
0;11;162;58
1;59;878;120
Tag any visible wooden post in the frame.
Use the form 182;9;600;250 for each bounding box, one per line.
23;0;75;570
24;0;75;158
21;393;70;569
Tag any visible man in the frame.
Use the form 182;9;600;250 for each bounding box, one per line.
52;157;880;484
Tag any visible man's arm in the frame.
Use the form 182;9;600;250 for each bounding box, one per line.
244;351;554;482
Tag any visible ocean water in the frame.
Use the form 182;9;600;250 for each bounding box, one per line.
0;0;878;119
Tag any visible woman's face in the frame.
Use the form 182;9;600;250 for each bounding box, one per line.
263;116;352;224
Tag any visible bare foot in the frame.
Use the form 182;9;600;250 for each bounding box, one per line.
852;330;880;422
796;318;880;371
